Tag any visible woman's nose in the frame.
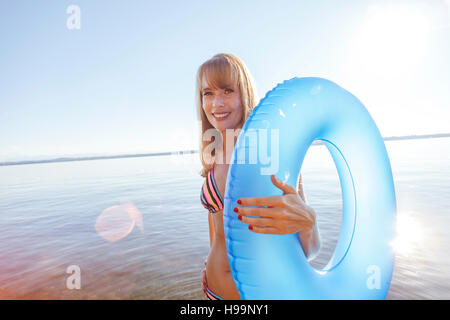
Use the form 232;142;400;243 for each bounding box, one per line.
212;94;225;107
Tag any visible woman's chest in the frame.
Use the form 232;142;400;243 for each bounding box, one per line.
213;164;229;200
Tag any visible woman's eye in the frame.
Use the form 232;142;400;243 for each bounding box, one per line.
225;88;233;94
203;92;212;96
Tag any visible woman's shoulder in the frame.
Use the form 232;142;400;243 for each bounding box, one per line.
200;166;212;178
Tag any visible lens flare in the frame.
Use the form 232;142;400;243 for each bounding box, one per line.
95;201;143;242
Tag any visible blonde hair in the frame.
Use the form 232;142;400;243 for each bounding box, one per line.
196;53;258;177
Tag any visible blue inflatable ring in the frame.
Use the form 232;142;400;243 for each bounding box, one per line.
223;77;396;299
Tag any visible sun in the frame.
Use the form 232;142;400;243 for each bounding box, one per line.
349;3;431;78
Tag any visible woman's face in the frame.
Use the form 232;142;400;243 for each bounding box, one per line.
201;76;244;132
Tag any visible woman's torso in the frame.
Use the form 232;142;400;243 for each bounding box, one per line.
204;163;240;299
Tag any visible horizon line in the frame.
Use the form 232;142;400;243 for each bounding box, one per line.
1;133;449;167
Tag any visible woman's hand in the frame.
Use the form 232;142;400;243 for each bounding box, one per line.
234;174;316;235
201;259;208;294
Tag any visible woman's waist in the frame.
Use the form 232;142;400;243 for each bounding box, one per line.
206;247;240;299
205;257;235;298
207;243;232;275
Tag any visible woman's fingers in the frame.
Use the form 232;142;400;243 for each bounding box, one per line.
237;195;285;207
235;205;284;218
248;225;280;234
238;212;304;233
236;196;315;235
270;174;297;194
239;214;277;228
236;175;297;207
234;174;314;236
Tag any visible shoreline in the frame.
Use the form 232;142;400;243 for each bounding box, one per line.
1;133;449;167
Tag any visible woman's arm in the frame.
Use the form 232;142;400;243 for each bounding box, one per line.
208;211;215;248
297;174;320;261
203;212;214;293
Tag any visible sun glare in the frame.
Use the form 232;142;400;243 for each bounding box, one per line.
391;211;425;256
350;3;431;78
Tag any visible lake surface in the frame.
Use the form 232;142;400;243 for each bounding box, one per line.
0;138;449;299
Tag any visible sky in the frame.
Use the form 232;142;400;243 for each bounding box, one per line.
0;0;449;162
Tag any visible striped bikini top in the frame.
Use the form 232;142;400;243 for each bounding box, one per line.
200;163;224;213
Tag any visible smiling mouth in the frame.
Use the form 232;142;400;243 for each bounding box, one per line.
213;112;231;120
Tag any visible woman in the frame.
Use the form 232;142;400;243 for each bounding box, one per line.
197;53;320;300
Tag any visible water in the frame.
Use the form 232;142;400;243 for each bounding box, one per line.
0;138;449;300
